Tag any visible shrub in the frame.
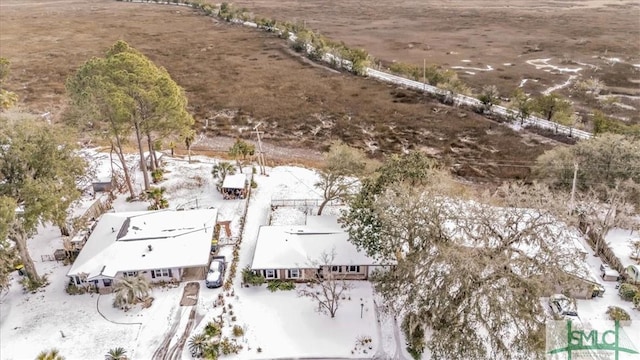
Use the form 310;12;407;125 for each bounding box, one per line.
266;280;296;292
232;325;244;337
250;179;257;189
257;347;262;353
242;266;266;286
204;322;221;338
220;337;242;355
231;316;237;322
634;293;640;309
21;275;47;292
606;306;631;322
65;282;87;295
619;283;639;301
151;168;163;183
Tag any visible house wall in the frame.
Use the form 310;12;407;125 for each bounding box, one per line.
320;265;368;280
302;268;317;280
133;267;181;283
550;281;596;300
256;266;371;282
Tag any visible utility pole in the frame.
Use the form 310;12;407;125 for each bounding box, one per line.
569;162;579;212
423;58;426;93
253;122;266;175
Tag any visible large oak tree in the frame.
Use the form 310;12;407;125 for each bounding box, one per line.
0;117;87;284
341;152;583;359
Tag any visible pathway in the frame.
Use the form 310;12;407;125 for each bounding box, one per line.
165;306;198;360
151;307;184;360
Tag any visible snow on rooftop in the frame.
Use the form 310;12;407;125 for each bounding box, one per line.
67;209;217;279
251;216;377;269
221;173;247;189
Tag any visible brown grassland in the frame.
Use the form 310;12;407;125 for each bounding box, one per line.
1;0;638;180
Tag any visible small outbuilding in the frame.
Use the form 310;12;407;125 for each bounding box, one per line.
221;173;248;200
601;267;620;282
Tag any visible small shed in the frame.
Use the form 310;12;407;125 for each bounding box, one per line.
221;174;247;200
91;176;113;194
626;264;640;284
601;267;620;282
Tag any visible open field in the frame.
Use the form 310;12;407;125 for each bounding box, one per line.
235;0;640;124
0;0;589;181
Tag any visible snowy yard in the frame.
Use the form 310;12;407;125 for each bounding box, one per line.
7;148;633;360
574;236;640;351
605;228;640;268
0;151;407;359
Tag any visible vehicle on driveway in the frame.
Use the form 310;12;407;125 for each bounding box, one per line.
548;294;578;319
206;256;226;289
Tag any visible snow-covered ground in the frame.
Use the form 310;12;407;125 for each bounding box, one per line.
0;151;407;359
574;235;640;355
605;228;640;268
5;148;635;360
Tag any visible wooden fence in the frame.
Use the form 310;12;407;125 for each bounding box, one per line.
580;221;627;279
270;198;343;208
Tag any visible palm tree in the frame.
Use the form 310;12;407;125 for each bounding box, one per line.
228;138;255;168
113;275;151;309
211;162;236;190
183;129;195;163
146;187;169;210
35;349;65;360
189;333;209;358
105;347;128;360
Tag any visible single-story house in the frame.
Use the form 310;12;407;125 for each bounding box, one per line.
627;264;640;284
221;173;247;200
67;209;218;291
250;215;384;281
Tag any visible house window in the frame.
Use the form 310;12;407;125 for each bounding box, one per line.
264;269;276;279
331;266;342;273
124;271;138;277
347;266;360;273
287;269;300;279
103;279;112;287
153;269;170;278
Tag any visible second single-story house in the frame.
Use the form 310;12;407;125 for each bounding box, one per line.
250;215;384;281
67;209;218;291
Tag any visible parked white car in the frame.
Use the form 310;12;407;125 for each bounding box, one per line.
206;256;226;289
548;294;578;319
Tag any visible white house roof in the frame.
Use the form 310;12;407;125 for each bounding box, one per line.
222;173;247;189
67;209;217;279
251;216;378;269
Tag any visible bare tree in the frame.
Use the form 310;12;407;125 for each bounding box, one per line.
576;179;638;255
343;180;584;359
297;250;353;318
315;141;371;215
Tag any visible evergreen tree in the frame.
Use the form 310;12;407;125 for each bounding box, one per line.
67;40;194;196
